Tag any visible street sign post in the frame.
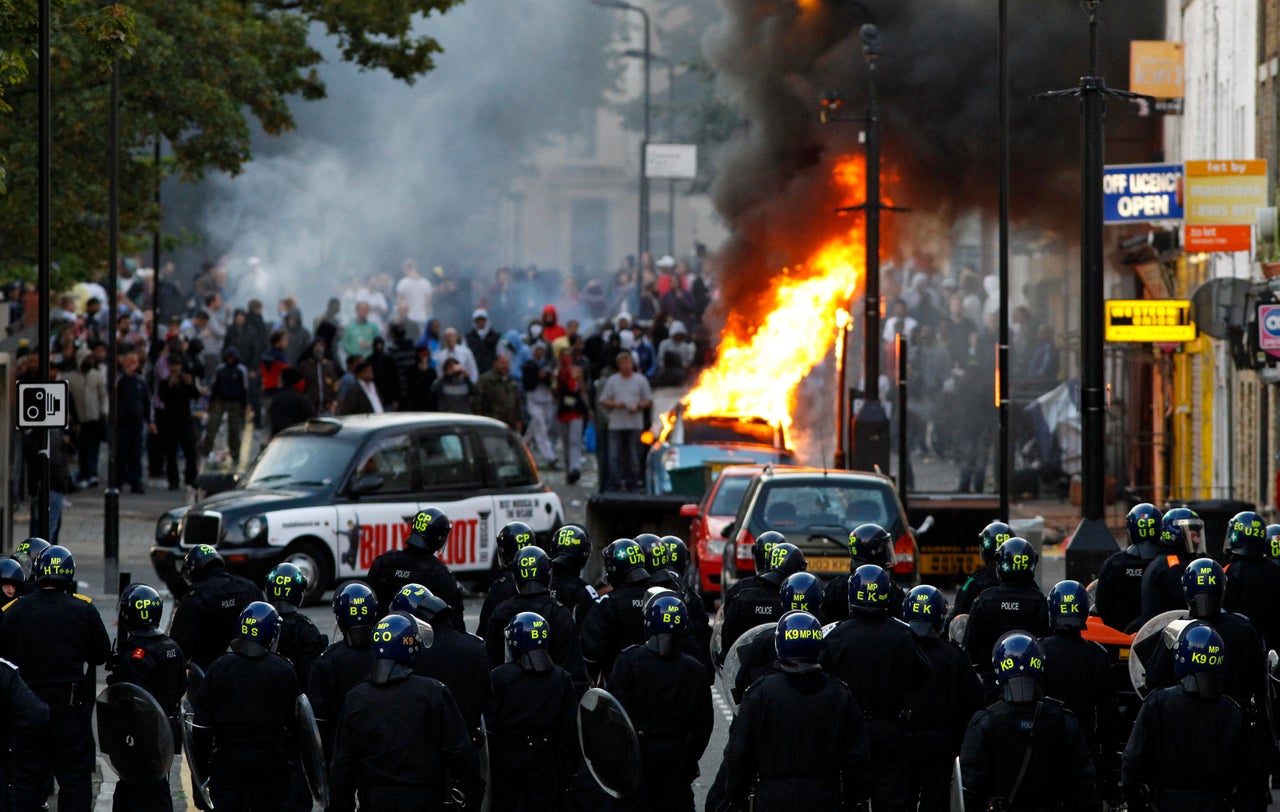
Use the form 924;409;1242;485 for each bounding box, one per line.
644;143;697;179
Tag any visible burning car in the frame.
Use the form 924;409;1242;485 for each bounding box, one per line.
644;406;794;495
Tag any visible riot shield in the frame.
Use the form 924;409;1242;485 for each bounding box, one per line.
720;622;774;712
294;693;329;808
950;756;965;812
9;550;31;580
180;698;214;811
948;614;968;647
710;603;725;669
1128;610;1191;697
577;687;641;799
186;662;205;698
94;683;174;785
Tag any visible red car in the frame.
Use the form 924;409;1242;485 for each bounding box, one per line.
679;465;766;610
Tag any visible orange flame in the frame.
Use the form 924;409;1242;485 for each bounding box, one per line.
684;156;869;439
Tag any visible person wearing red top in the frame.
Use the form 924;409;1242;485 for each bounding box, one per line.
554;337;591;484
540;305;566;344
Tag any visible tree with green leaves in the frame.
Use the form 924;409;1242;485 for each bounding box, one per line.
0;0;464;285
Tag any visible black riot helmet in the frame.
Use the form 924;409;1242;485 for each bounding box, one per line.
233;601;281;658
661;536;690;576
34;545;75;588
977;522;1013;565
848;564;891;615
1047;580;1089;633
1224;511;1267;559
496;521;535;569
752;531;787;572
903;585;947;638
1124;503;1163;556
406;508;451;552
1266;524;1280;562
993;538;1037;584
551;524;590;571
759;542;807;587
181;544;224;585
992;632;1045;704
1174;623;1226;698
265;562;308;609
514;546;553;595
119;584;164;632
847;523;895;569
643;594;688;658
1181;557;1225;619
1160;508;1205;555
332;581;378;649
602;539;649;587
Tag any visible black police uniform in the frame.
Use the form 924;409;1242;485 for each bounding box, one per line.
1137;551;1198;626
0;588;111;811
905;635;984;811
329;674;477;812
366;547;467;632
1122;685;1254;811
192;647;301;810
1143;612;1267;713
275;604;328;690
960;696;1096;810
1095;547;1157;632
822;614;932;812
477;569;517;638
106;628;188;812
946;564;999;629
718;580;781;660
610;644;713;810
1039;631;1120;792
732;628;782;704
306;641;375;759
484;662;578;811
579;581;650;685
411;622;492;811
169;568;263;670
0;657;49;812
1224;556;1280;653
962;584;1050;675
550;565;597;623
724;669;870;809
483;593;588;692
822;571;905;623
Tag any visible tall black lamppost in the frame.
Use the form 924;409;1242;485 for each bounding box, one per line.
592;0;651;308
1039;0;1146;583
624;48;677;256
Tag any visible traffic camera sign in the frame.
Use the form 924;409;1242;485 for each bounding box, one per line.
17;381;68;428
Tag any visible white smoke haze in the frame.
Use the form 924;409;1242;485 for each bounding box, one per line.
184;3;617;318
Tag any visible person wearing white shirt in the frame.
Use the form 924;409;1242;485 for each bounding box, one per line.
431;327;479;383
395;259;433;325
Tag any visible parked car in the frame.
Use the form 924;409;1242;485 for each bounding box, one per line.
151;413;564;602
719;467;919;593
644;408;793;495
679;465;766;609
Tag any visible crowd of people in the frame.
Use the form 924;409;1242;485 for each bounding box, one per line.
12;251;716;537
1;499;1276;810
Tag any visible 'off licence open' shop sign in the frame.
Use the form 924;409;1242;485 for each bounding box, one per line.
1103;163;1183;224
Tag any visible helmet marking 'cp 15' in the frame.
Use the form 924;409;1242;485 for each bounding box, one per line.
496;521;535;569
660;536;690;575
552;524;590;571
407;508;452;553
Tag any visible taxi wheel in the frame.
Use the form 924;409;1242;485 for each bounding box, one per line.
283;540;334;607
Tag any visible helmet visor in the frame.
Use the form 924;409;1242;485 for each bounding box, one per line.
1171;518;1206;554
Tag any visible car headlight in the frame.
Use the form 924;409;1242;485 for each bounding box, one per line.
156;515;180;542
244;516;267;540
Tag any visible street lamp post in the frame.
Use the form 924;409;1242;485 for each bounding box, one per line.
626;49;676;256
593;0;651;310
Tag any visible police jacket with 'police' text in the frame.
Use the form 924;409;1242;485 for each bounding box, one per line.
963;584;1050;671
1094;547;1156;632
366;547;466;632
169;569;263;671
580;581;650;685
822;613;932;719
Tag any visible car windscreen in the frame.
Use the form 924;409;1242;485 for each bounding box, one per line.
679;417;778;446
241;434;358;489
709;475;753;516
754;480;905;537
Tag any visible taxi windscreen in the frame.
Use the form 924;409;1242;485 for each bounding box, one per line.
242;434;358;489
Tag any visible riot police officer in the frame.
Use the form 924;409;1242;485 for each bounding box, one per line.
959;633;1096;810
0;545;108;812
484;612;579;811
329;614;477;812
732;571;824;702
0;560;22;605
1039;580;1119;798
548;524;596;622
823;522;904;623
902;584;983;812
640;534;713;680
1095;503;1163;632
822;565;931;812
265;562;328;689
610;594;713;811
1223;510;1280;653
1137;506;1206;624
478;521;534;637
962;537;1050;683
580;538;651;685
168;544;263;670
724;610;870;810
0;648;47;812
1122;623;1254;811
719;542;806;658
9;537;50;598
482;547;587;690
107;584;187;812
191;601;301;810
721;530;785;605
307;582;377;759
391;583;491;811
946;521;1011;631
366;507;466;631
